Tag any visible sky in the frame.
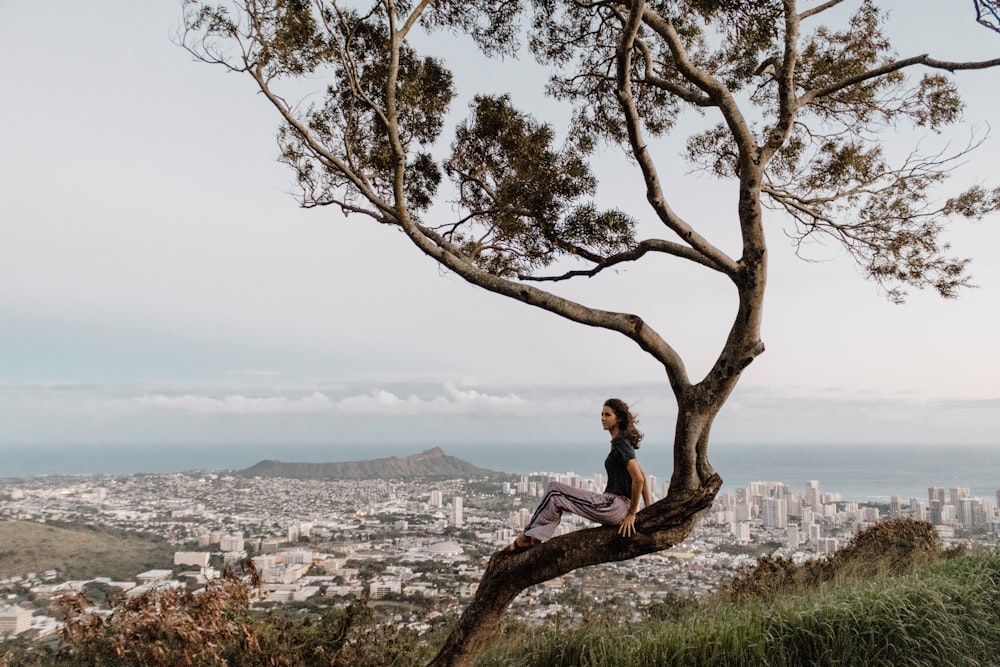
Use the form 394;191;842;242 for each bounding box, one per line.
1;1;999;467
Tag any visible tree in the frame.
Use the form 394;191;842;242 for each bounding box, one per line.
976;0;1000;33
180;1;999;664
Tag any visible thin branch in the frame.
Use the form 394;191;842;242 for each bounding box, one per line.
398;0;433;40
798;0;847;21
250;66;397;220
803;54;1000;104
611;4;738;275
633;38;715;106
398;215;694;391
640;6;760;179
518;238;730;282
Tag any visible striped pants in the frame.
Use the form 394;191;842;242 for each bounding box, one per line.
523;481;630;542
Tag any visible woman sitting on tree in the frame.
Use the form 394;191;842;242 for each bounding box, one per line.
504;398;652;553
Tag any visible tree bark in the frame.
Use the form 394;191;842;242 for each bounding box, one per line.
427;471;723;667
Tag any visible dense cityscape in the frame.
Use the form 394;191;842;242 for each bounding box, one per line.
1;466;998;641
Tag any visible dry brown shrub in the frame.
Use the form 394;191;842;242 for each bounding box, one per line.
55;559;262;666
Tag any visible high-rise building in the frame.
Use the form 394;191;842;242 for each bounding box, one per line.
958;498;987;530
927;486;945;523
732;522;751;542
950;487;970;507
786;493;803;518
940;505;957;523
889;496;902;519
859;507;880;523
451;496;463;528
429;490;443;508
806;480;820;511
762;497;788;528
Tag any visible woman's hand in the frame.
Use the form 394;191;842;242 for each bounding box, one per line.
618;512;638;537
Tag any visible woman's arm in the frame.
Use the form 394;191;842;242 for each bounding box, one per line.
618;458;645;537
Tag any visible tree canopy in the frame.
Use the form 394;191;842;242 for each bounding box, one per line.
181;2;999;664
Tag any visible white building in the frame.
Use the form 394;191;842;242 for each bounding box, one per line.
220;533;244;552
732;522;751;542
0;607;33;637
369;580;402;599
889;496;902;519
174;552;210;568
136;569;173;584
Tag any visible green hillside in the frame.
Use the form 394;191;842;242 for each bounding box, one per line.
479;547;1000;667
0;520;175;581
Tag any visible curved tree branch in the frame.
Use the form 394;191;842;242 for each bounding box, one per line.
640;7;759;158
427;474;723;667
759;1;802;162
798;0;847;21
803;54;1000;104
609;3;739;276
518;238;730;282
400;212;696;393
633;37;715;106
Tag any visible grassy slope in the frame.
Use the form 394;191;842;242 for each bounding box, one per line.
0;521;175;581
478;548;1000;667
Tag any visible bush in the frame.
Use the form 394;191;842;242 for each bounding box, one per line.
724;519;946;602
0;560;434;667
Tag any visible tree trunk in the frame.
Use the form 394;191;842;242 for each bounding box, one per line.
426;471;723;667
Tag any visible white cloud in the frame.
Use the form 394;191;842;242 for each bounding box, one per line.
336;383;526;416
135;392;333;415
132;382;528;417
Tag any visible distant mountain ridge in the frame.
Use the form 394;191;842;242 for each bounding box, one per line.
238;447;498;479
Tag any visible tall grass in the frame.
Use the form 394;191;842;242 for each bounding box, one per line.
478;548;1000;667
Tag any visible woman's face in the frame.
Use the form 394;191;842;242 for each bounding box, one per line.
601;405;619;433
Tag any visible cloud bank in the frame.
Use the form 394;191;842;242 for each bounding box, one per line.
133;382;527;416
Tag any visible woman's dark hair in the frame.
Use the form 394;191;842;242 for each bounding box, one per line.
604;398;644;448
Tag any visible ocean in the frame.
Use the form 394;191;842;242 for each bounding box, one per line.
2;442;997;504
